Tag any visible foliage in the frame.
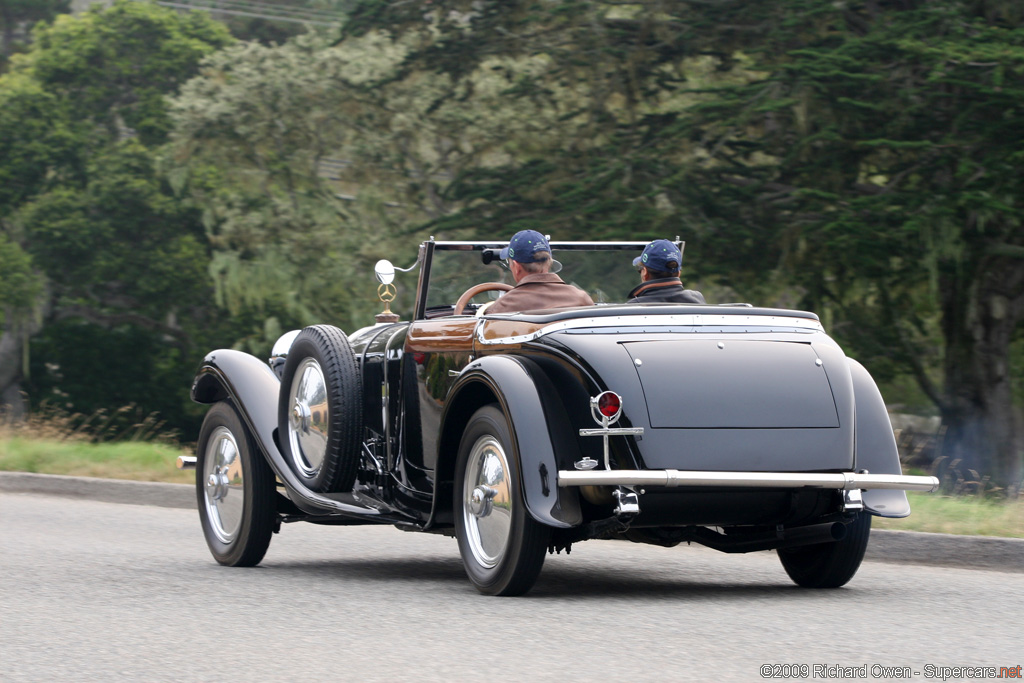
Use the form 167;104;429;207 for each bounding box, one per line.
168;33;391;332
0;0;235;432
201;0;355;44
0;0;70;66
27;0;233;145
0;233;40;326
167;27;602;328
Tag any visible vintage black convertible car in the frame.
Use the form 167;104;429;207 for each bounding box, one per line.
182;239;938;596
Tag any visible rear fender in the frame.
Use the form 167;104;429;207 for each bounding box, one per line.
192;349;376;519
849;358;911;518
431;355;582;529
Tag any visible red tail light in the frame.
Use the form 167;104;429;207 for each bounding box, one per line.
595;391;622;420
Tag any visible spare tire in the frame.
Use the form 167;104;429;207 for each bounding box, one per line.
278;325;363;493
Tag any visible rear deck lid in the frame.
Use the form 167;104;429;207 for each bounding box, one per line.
624;340;839;429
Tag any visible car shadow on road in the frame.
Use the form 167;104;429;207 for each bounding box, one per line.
259;555;830;600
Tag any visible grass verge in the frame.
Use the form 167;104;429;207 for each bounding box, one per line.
873;491;1024;538
0;437;193;485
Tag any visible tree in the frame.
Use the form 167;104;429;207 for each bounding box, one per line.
166;25;604;325
0;1;233;429
0;0;69;65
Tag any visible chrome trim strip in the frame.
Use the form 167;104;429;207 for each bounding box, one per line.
477;314;824;345
579;427;645;437
557;470;940;492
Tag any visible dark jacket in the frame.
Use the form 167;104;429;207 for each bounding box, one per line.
486;272;595;314
626;277;706;304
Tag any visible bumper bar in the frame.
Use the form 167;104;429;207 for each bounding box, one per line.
557;469;939;492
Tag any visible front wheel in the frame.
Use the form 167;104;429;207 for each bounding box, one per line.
454;405;550;596
778;512;871;588
196;401;276;566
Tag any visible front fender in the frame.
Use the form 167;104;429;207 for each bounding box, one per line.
849;358;911;518
192;349;377;519
434;355;582;529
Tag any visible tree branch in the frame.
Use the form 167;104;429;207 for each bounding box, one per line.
55;304;193;349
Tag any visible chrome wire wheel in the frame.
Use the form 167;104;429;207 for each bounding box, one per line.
202;425;245;544
461;435;514;569
287;357;330;478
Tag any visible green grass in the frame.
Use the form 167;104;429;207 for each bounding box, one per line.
873;491;1024;538
0;436;193;484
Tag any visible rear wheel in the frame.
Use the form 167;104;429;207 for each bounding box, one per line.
454;405;549;596
778;512;871;588
278;325;362;493
196;401;276;567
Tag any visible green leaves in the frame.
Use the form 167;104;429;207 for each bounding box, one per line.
0;1;237;433
25;0;233;145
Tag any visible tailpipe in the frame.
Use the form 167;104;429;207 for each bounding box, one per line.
176;455;197;471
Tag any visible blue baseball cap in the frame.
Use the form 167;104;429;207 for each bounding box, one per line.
633;239;682;274
500;230;550;263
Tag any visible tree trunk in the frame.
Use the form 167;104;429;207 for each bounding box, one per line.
0;319;28;420
938;254;1024;492
1;4;14;59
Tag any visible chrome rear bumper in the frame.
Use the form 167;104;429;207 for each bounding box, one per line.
557;470;939;492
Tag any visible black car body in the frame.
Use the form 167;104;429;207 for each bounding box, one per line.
186;240;938;595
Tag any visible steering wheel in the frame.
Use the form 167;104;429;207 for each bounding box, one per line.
454;282;514;315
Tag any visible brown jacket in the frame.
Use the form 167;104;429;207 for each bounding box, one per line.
485;273;595;314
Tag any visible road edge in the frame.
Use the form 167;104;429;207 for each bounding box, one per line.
2;471;1021;573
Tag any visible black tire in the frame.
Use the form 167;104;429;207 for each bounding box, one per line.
278;325;362;493
454;405;550;596
196;401;276;567
778;512;872;588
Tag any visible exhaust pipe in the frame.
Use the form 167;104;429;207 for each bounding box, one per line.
176;455;197;470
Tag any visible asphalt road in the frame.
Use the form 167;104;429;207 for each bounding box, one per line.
2;491;1022;682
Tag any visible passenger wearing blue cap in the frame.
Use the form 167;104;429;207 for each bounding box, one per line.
485;230;595;314
626;239;706;304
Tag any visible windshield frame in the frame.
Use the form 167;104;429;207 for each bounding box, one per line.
413;240;680;320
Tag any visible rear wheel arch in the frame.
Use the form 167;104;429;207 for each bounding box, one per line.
432;357;582;530
434;381;500;525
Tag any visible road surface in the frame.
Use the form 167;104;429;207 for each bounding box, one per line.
1;492;1020;682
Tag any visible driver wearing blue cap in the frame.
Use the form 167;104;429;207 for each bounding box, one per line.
486;230;594;314
626;239;706;304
